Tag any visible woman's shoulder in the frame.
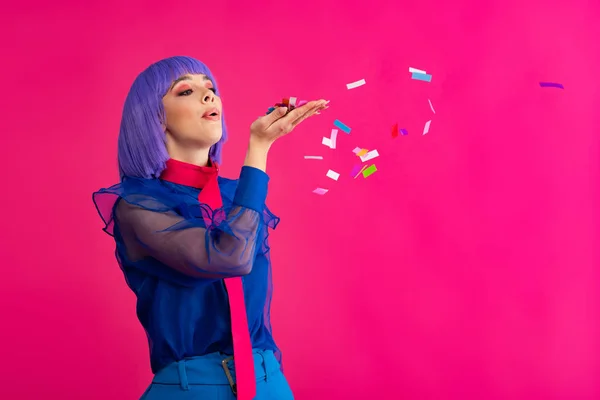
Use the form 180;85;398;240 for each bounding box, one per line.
94;177;174;202
93;177;181;222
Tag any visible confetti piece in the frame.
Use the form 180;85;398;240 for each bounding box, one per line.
362;164;377;178
401;128;408;136
330;129;338;148
282;98;290;106
333;119;351;134
411;72;432;82
313;188;328;195
423;120;431;135
360;149;379;162
326;169;340;181
266;106;276;115
304;156;323;160
353;165;368;179
428;99;436;114
346;78;366;89
350;164;362;177
289;97;297;107
409;67;427;74
352;147;362;154
392;123;399;138
297;100;308;106
539;82;564;89
356;148;369;157
321;129;338;149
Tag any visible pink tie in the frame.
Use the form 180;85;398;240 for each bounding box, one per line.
198;174;256;400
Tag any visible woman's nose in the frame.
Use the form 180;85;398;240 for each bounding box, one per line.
202;91;215;103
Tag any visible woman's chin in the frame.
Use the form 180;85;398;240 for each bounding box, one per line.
197;124;223;143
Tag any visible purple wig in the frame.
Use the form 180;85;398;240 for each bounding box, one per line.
117;56;228;179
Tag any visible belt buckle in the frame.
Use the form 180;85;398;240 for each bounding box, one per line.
221;356;237;396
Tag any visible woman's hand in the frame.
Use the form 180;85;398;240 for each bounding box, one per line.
243;99;328;172
249;99;329;147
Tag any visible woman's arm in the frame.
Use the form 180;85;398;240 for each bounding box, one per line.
116;166;268;279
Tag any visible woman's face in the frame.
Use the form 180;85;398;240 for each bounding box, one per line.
162;73;223;150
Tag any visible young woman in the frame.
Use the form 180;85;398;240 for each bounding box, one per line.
93;56;328;399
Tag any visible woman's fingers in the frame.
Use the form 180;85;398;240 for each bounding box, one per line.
268;100;326;132
262;106;289;126
291;102;328;127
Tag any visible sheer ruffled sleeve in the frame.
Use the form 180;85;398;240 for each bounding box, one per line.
93;167;276;281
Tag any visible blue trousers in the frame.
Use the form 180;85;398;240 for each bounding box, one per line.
140;349;294;399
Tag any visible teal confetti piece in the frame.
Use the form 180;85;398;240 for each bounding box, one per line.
411;72;432;82
333;119;351;134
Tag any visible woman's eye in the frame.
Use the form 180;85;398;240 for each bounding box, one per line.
178;89;193;96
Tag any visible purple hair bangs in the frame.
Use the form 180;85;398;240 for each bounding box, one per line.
117;56;228;179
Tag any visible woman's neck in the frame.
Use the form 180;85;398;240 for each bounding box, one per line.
166;146;211;167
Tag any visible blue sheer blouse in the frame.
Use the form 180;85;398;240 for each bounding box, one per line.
92;167;281;374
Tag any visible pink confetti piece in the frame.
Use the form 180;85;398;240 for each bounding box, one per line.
297;100;308;106
423;120;431;135
313;188;328;195
428;99;435;114
304;156;323;160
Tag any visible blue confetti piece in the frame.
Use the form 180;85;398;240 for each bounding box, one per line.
400;128;408;136
411;72;432;82
333;119;351;134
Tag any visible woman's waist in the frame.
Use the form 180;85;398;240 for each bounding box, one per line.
152;349;280;385
148;333;278;373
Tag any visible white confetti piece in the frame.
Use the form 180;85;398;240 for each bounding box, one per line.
304;156;323;160
428;99;435;114
313;188;328;195
346;78;366;89
326;169;340;181
322;129;338;149
289;97;297;107
360;149;379;162
423;120;431;135
409;67;427;74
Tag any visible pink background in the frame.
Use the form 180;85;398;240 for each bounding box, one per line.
1;0;599;399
